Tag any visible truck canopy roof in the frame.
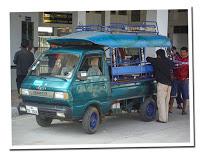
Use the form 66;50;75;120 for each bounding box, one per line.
48;31;171;48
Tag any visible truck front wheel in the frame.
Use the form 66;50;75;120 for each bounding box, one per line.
36;115;52;127
82;107;100;134
139;98;156;122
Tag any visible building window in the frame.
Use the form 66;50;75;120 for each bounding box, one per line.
95;11;103;14
111;11;116;15
131;10;140;22
79;55;103;76
177;9;188;12
22;21;34;44
118;11;127;15
173;26;188;33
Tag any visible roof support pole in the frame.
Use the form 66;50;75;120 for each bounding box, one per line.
101;11;111;26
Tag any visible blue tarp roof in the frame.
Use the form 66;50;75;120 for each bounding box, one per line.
47;31;171;48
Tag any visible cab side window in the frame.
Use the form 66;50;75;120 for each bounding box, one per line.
79;55;103;77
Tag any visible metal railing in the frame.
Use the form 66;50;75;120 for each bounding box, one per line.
76;21;159;35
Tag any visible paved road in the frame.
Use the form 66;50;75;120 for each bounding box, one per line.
11;107;191;148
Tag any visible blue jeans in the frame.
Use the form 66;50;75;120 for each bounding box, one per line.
171;79;189;100
171;80;184;104
177;79;189;100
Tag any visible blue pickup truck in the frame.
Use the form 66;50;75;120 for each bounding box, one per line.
18;22;171;134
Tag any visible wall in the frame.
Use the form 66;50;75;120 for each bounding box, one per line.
168;10;188;50
111;13;129;24
10;12;39;65
10;12;39;90
86;12;102;25
173;34;188;50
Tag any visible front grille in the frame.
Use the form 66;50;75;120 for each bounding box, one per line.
39;110;56;118
19;102;72;120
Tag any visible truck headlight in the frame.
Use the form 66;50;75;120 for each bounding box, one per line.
54;92;68;100
21;89;29;95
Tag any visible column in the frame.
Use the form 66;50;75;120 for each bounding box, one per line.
101;11;110;26
105;11;111;26
157;10;168;36
72;11;86;32
104;11;111;58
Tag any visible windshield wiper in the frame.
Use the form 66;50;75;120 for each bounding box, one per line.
51;75;68;81
39;75;68;81
39;76;47;79
31;61;40;71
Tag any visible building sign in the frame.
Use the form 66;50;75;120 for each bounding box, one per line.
43;12;72;24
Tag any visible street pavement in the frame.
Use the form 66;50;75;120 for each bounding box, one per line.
11;108;191;148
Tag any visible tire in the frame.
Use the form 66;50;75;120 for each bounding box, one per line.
36;115;52;127
139;98;156;122
82;107;100;134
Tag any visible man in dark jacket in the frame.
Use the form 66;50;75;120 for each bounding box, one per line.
13;40;34;94
146;49;172;123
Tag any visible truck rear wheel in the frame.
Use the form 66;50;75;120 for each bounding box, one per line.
82;107;100;134
36;115;52;127
139;98;156;122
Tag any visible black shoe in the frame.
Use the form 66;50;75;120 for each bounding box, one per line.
177;105;182;109
156;120;167;123
182;111;187;115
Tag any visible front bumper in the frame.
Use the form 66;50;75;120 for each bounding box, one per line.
18;102;72;120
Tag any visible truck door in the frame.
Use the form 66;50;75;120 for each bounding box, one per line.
71;54;111;116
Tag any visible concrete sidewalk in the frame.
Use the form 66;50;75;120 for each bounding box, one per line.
12;107;191;146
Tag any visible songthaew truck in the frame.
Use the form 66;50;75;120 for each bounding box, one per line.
18;22;171;134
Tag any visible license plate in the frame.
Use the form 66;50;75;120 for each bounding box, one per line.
26;106;39;115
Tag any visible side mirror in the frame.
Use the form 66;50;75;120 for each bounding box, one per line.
77;71;88;81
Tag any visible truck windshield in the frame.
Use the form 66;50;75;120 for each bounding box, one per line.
30;53;80;79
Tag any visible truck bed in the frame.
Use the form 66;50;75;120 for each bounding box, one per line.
111;79;156;101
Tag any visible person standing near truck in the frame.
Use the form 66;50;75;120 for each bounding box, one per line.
169;46;183;112
146;49;172;123
13;40;34;95
172;47;189;115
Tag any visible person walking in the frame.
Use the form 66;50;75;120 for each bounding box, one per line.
13;40;35;95
146;49;172;123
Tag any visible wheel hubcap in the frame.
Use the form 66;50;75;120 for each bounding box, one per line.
146;102;155;117
90;112;98;129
